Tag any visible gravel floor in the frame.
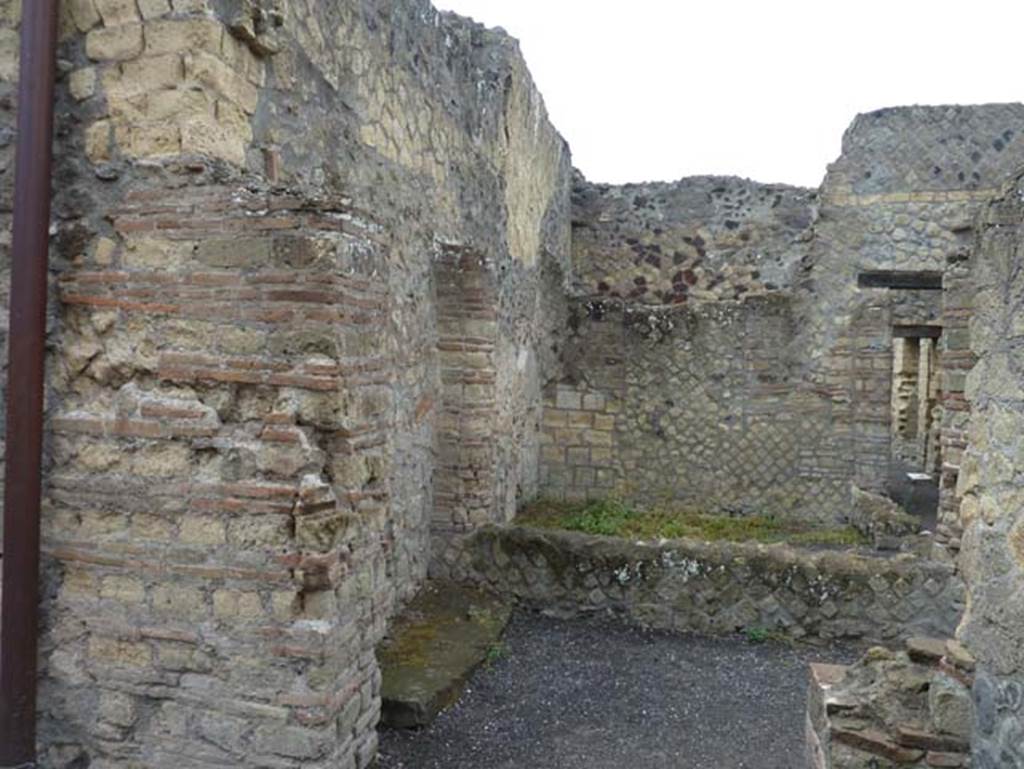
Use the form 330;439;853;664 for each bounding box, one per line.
377;611;860;769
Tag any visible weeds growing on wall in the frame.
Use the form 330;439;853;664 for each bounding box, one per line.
517;498;867;547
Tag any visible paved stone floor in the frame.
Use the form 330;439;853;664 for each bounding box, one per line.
378;612;861;769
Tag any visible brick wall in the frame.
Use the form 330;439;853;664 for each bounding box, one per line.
13;0;573;766
4;1;1024;765
44;185;402;768
540;384;618;501
432;246;500;533
938;253;974;526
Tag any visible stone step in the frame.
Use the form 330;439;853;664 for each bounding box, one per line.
377;581;511;729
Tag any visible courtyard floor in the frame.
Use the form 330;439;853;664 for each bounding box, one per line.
377;612;860;769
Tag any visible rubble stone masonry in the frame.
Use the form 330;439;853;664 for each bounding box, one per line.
957;172;1024;769
543;106;1024;526
1;0;570;765
0;0;1023;766
455;524;964;646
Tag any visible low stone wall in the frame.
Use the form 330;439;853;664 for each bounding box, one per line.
446;526;963;644
806;639;975;769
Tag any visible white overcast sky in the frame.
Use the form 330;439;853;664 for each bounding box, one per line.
433;0;1024;188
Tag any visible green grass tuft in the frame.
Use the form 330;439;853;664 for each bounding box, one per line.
483;641;505;668
561;498;638;536
517;498;868;548
745;627;770;644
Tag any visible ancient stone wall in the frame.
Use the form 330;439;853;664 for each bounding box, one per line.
6;0;572;766
956;172;1024;769
540;295;854;522
570;175;815;302
453;524;963;645
2;0;1024;764
545;177;846;521
545;106;1024;525
805;106;1024;515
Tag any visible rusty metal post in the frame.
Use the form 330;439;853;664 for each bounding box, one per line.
0;1;60;766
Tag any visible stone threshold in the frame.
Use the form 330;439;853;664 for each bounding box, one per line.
377;581;511;729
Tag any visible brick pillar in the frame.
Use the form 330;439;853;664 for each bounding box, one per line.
937;255;974;527
39;5;398;764
849;301;894;493
432;246;500;534
44;187;396;768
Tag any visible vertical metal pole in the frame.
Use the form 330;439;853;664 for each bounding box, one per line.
0;1;60;766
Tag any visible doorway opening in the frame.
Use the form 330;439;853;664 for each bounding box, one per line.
889;325;942;529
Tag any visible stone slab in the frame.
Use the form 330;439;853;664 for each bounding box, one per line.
378;582;511;729
906;637;949;665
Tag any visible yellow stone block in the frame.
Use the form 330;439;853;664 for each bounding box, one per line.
60;568;99;600
107;53;183;103
220;31;264;86
94;0;139;27
114;118;181;158
147;88;213;122
179;516;226;546
213;589;264;620
90;237;117;267
179;114;246;165
151;584;207;620
68;0;102;32
122;236;193;269
86;23;143;61
144;17;223;57
130;443;191;478
270;590;299;621
130;512;175;542
136;0;170;20
184;50;259;113
78;509;127;538
100;575;146;603
568;411;593;427
88;637;151;668
69;67;97;101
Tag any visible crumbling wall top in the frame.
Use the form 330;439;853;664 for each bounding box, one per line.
824;103;1024;197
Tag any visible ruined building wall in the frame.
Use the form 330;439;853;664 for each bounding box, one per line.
542;294;851;520
957;174;1024;769
3;0;1024;765
5;0;572;766
540;178;833;519
805;105;1024;518
542;107;1024;525
569;175;815;303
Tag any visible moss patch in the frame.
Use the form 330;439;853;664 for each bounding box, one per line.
517;498;867;548
378;583;512;729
